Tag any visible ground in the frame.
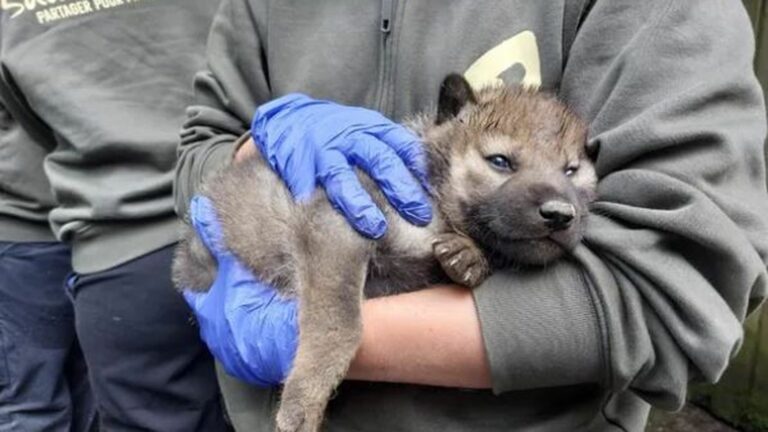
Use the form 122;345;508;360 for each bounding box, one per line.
647;404;741;432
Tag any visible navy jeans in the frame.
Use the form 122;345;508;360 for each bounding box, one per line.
0;242;96;432
66;244;229;432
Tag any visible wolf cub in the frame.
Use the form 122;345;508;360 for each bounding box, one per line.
173;74;598;432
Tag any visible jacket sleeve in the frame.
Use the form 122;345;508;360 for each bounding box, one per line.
174;0;270;217
473;0;768;409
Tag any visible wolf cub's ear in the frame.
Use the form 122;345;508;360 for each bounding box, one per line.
436;73;477;125
585;139;600;161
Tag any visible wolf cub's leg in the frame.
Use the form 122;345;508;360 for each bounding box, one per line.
433;233;490;288
275;219;371;432
171;224;217;292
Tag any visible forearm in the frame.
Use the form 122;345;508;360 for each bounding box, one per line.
551;0;768;409
174;131;242;217
175;0;270;217
347;285;492;389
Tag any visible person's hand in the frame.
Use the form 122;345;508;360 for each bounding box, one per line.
251;93;433;239
182;195;298;387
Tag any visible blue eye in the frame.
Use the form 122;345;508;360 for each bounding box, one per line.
485;155;514;171
564;165;579;177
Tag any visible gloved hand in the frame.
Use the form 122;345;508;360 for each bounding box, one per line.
251;93;433;239
182;195;298;387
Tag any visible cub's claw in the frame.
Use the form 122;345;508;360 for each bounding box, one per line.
432;234;490;288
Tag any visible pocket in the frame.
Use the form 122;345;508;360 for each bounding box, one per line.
0;241;13;257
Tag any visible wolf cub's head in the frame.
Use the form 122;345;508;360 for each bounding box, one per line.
420;74;598;265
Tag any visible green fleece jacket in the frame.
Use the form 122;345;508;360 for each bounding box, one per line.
0;94;56;242
0;0;221;271
175;0;768;431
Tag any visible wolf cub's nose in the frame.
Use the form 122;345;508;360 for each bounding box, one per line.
539;200;575;230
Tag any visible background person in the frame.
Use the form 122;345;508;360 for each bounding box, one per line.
0;95;95;432
0;1;230;430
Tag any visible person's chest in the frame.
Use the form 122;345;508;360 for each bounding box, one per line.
259;0;588;121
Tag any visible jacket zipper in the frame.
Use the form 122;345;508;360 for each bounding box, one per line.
380;0;393;33
375;0;395;115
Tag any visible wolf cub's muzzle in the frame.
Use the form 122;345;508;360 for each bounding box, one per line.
539;199;576;231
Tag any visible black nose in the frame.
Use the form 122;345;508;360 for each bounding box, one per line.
539;200;575;230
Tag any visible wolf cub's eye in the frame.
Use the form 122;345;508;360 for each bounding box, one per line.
485;155;515;172
564;164;580;177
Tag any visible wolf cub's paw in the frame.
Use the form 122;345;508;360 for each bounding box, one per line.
276;396;324;432
433;234;490;288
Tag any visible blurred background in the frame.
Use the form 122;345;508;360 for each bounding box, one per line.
647;1;768;430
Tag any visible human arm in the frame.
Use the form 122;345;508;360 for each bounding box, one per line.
348;285;492;389
462;0;768;409
344;0;768;407
174;0;269;217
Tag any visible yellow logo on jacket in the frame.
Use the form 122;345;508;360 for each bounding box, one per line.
464;31;541;90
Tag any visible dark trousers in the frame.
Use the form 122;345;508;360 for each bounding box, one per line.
66;244;229;432
0;242;96;432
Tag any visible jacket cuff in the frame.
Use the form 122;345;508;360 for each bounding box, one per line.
473;258;603;394
175;136;242;218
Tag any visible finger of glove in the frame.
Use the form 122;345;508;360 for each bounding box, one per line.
204;312;273;388
223;260;291;313
225;288;291;385
218;352;273;388
227;289;298;386
317;150;388;239
183;259;232;328
258;304;299;384
278;140;318;201
190;196;230;259
214;306;274;388
273;304;299;381
348;135;432;227
184;248;257;320
372;125;431;190
222;259;299;382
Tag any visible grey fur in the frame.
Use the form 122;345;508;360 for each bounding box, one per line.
172;75;596;432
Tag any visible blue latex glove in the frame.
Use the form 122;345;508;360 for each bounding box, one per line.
182;195;298;387
251;93;433;239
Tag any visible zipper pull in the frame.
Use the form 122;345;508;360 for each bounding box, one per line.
380;0;393;33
